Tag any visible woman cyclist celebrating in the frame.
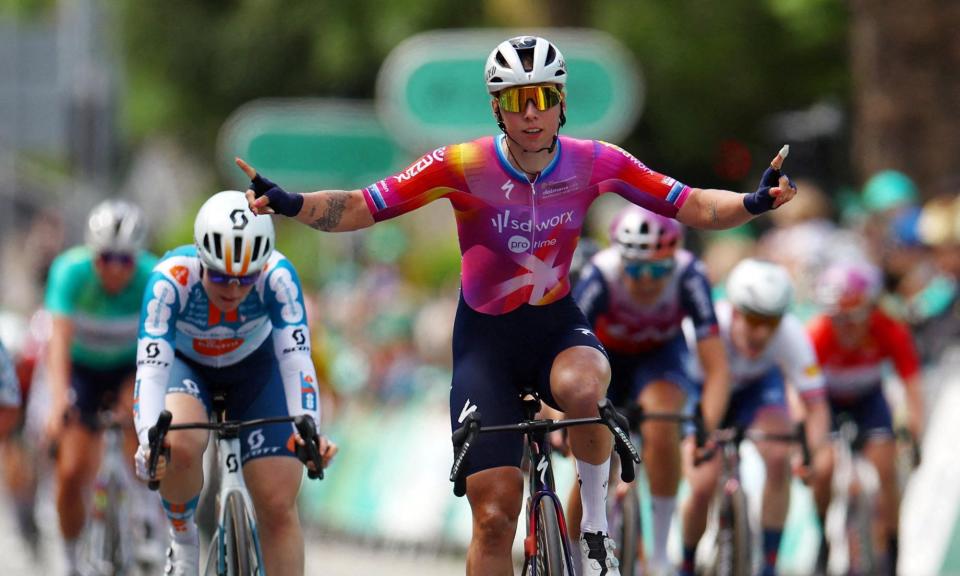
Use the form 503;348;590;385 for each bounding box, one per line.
238;35;797;576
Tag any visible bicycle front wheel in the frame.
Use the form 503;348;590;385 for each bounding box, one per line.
609;483;640;576
526;497;569;576
710;487;752;576
222;493;256;576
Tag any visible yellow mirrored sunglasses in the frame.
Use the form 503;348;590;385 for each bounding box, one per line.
497;85;564;113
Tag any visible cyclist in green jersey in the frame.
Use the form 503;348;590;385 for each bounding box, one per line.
43;200;158;575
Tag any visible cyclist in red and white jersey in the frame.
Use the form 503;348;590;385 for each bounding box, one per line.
239;35;798;576
681;259;831;576
807;261;923;574
568;206;728;575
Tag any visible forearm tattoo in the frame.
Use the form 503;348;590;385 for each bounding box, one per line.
308;192;350;231
709;200;719;226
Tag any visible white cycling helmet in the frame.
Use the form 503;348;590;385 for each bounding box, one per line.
193;191;275;276
609;206;683;261
85;199;147;253
726;258;794;317
485;36;567;94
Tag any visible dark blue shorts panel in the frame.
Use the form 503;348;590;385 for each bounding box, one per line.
450;294;606;476
828;386;893;438
166;340;296;464
606;334;697;407
70;362;135;429
722;368;787;429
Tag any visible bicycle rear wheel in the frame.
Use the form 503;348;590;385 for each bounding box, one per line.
845;490;877;575
608;483;640;576
84;477;127;575
222;492;257;576
525;497;569;576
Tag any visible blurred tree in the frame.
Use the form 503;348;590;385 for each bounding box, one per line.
849;0;960;198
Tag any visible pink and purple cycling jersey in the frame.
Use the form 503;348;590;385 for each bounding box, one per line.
574;247;719;355
362;135;691;315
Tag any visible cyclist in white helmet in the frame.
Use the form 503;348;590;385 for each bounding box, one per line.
43;199;158;575
680;259;831;576
237;34;799;576
133;191;337;576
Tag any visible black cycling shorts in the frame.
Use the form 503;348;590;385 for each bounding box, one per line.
449;293;607;477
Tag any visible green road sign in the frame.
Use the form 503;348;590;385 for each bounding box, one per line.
376;29;644;153
218;99;411;191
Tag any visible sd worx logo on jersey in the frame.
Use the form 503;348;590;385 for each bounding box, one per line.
491;209;571;253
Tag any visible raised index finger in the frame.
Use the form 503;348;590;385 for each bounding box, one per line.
770;144;789;171
235;157;258;180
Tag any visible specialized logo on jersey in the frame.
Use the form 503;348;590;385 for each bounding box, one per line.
192;338;244;357
179;378;200;398
230;209;249;230
144;282;176;337
268;268;304;324
501;180;515;200
169;265;190;286
301;373;317;411
394;147;445;183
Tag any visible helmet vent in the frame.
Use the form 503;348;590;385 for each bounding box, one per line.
545;45;556;65
233;236;243;263
203;234;211;253
496;52;508;67
639;222;649;234
252;236;263;262
264;238;271;255
212;233;223;259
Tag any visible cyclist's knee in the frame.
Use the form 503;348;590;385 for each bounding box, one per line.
167;430;206;473
466;468;522;547
760;445;791;485
550;348;610;412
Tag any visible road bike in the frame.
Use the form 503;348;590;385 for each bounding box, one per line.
146;390;324;576
604;403;706;576
450;393;640;576
79;411;165;576
696;423;809;576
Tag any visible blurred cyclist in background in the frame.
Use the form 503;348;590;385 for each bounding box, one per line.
43;199;158;575
238;34;798;576
808;261;924;575
567;205;728;575
681;259;831;576
133;191;336;576
0;339;21;438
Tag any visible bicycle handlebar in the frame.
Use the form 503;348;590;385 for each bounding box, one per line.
449;399;641;497
694;423;812;468
145;410;326;490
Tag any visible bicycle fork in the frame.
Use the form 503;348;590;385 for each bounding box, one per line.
214;435;265;576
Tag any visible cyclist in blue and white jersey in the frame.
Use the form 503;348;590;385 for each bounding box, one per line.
132;191;337;576
680;259;831;576
43;200;157;574
568;205;728;575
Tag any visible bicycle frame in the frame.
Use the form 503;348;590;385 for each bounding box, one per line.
450;396;640;576
84;420;134;576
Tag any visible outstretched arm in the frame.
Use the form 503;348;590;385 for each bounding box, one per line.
676;146;796;230
236;158;374;232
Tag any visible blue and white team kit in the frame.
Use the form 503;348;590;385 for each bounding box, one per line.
133;245;320;463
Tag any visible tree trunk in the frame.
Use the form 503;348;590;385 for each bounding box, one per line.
849;0;960;197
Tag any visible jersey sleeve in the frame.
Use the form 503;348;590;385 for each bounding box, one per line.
775;315;826;400
133;271;182;445
678;259;720;340
877;313;921;382
572;264;610;326
591;141;691;217
263;258;321;429
362;145;467;222
44;250;84;315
